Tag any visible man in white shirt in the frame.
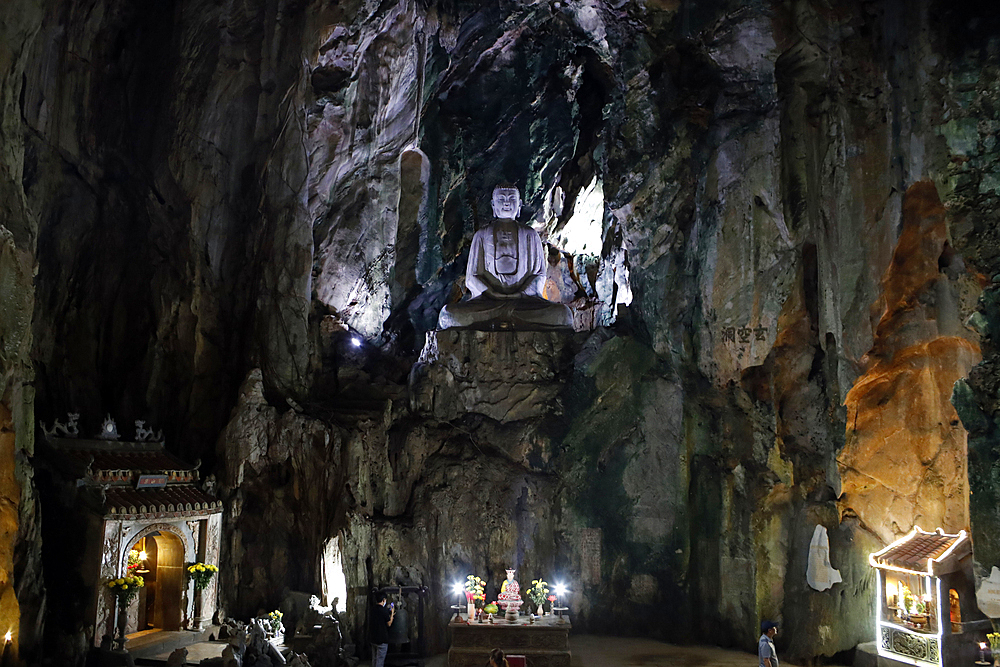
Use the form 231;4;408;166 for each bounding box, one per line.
759;621;779;667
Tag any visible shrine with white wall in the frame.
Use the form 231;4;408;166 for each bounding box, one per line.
37;415;222;647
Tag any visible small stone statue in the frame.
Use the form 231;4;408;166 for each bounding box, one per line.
202;474;217;496
438;185;573;331
228;632;247;662
165;647;188;666
286;652;313;667
134;420;163;442
221;645;240;667
40;412;80;438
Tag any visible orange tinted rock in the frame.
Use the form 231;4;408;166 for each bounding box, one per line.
0;404;20;660
839;182;980;544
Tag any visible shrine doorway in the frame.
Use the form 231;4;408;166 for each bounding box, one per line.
321;536;348;612
127;531;185;634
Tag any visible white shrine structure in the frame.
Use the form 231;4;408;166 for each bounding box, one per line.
38;414;222;646
869;527;987;667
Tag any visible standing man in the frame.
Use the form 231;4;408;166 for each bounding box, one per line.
370;591;395;667
759;621;779;667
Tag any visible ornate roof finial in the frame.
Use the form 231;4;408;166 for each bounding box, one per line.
97;415;120;441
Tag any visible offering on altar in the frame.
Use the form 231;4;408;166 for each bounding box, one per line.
497;568;523;619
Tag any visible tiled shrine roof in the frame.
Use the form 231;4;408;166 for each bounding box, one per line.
63;447;196;478
40;431;220;520
101;484;221;519
869;527;970;575
42;436;199;482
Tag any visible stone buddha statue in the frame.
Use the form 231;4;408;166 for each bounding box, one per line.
437;185;574;331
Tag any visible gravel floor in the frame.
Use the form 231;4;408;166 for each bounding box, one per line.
413;635;801;667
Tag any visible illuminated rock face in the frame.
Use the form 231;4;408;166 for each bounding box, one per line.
0;405;21;663
839;183;980;544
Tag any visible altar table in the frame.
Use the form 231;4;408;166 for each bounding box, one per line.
447;616;571;667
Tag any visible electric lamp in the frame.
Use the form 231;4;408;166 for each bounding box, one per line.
452;581;464;620
552;583;570;623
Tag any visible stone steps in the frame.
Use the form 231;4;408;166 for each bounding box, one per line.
125;626;219;664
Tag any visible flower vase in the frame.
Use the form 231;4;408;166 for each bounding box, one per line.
191;588;205;632
115;598;129;651
467;601;475;620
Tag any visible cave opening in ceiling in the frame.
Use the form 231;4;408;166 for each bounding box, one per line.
547;175;604;259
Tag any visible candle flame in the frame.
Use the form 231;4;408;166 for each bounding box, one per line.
981;643;988;649
3;630;10;642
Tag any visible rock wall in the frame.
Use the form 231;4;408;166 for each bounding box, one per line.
2;0;1000;664
840;183;979;543
0;0;43;660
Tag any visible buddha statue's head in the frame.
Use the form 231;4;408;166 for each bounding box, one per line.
506;568;516;580
492;185;521;220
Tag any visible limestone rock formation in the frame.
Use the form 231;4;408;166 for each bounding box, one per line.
410;330;576;422
840;183;980;543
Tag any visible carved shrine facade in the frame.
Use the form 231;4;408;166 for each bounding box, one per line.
38;418;222;646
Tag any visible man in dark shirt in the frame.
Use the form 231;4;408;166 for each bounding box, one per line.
370;591;395;667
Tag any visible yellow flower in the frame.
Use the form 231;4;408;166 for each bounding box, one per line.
122;584;128;590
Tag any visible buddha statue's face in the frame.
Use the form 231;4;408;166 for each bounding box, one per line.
506;569;515;581
492;187;521;220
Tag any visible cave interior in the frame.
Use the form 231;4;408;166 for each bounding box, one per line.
3;0;1000;665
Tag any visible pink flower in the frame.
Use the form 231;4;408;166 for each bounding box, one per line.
547;595;556;602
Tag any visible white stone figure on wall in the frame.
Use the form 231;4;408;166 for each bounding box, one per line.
976;566;1000;618
806;524;842;591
